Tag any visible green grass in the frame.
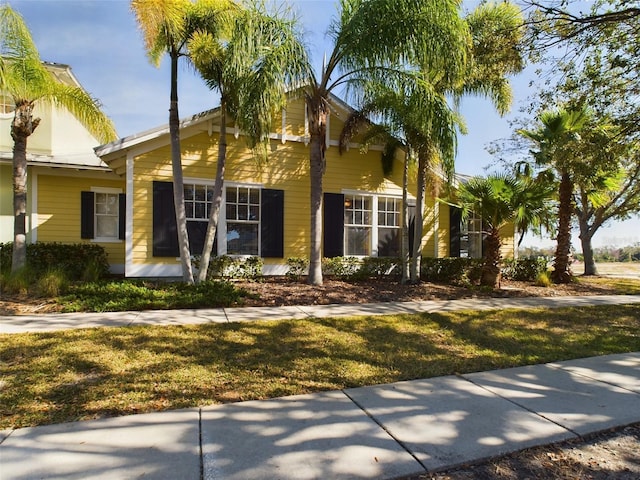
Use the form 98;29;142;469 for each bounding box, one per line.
57;280;252;312
1;304;639;429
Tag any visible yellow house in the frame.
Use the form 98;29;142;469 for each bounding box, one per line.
1;66;514;278
96;92;514;278
0;62;125;273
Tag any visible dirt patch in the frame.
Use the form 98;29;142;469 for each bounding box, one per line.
405;423;640;480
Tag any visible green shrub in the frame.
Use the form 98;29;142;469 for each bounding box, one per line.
535;271;552;287
35;269;69;297
1;268;32;295
502;257;548;281
205;255;263;280
358;257;401;279
0;242;109;280
322;257;361;279
286;257;308;281
421;257;477;284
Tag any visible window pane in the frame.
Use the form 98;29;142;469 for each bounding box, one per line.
238;205;248;220
96;216;117;238
249;188;259;205
378;227;400;257
195;185;206;201
206;187;214;202
226;187;237;204
345;226;370;256
226;204;236;220
227;223;259;255
249;205;259;221
195;203;205;219
355;211;362;224
184;185;194;201
345;211;354;224
186;203;194;219
238;188;248;204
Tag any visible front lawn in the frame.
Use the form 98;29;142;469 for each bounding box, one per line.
2;304;639;429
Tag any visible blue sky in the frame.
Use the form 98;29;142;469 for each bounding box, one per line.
12;0;640;249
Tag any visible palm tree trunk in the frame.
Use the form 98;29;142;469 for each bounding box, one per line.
552;171;573;284
401;148;410;284
169;51;194;284
579;219;598;276
11;101;39;273
197;99;227;283
481;227;502;288
410;155;425;283
306;93;328;286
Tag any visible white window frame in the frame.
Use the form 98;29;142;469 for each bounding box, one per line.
183;181;215;222
342;190;402;257
220;181;263;257
460;212;483;258
91;186;122;243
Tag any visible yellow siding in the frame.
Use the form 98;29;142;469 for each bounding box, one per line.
36;173;125;265
500;222;516;259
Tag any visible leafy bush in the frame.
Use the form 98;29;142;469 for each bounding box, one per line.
0;242;109;280
358;257;401;279
286;257;308;281
502;257;548;281
1;268;31;295
421;257;479;284
322;256;361;279
35;269;69;297
202;255;264;280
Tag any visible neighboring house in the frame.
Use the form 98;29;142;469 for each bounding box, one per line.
1;66;514;278
0;62;125;273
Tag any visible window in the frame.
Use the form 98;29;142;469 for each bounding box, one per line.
95;193;119;239
341;193;401;257
460;213;483;258
377;196;401;257
226;185;260;255
344;194;372;256
184;183;214;220
81;190;124;241
0;94;14;115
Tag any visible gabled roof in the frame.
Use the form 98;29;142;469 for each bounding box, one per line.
95;91;359;163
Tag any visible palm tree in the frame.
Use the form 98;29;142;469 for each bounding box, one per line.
131;0;236;283
0;5;117;273
304;0;470;285
518;106;590;283
457;173;554;288
339;2;524;284
189;2;310;282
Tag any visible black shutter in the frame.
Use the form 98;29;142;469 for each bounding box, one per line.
449;206;461;257
261;189;284;258
153;181;179;257
118;193;126;240
80;191;94;239
323;193;344;258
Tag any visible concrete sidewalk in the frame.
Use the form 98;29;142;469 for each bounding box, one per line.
2;293;640;334
1;352;639;479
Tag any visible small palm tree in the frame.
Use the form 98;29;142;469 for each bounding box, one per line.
518;106;590;283
189;2;310;282
457;173;554;288
0;5;117;273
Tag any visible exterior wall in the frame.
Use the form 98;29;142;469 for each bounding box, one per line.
0;163;15;243
35;170;125;271
0;102;55;156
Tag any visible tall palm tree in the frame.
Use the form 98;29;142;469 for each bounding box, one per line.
518;106;590;283
0;5;117;273
339;1;524;284
189;2;310;282
131;0;236;283
457;173;554;288
304;0;470;285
